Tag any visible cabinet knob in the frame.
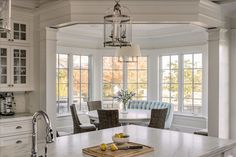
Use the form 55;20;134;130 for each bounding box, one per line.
16;126;22;129
16;140;22;144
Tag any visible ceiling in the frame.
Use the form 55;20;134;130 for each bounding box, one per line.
10;0;236;9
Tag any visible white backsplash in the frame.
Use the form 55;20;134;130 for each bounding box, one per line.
14;92;26;113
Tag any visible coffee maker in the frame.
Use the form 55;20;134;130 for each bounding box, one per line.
0;92;16;116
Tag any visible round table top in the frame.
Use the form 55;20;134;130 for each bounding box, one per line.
88;109;151;123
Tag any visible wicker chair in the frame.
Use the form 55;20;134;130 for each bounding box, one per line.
148;108;168;129
87;101;102;111
70;104;96;134
97;109;121;130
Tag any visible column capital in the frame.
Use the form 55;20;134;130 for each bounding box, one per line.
208;28;228;41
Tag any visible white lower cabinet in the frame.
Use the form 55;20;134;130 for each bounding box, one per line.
0;116;32;147
0;133;31;147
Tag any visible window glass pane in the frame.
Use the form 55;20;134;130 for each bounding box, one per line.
162;97;170;103
171;70;178;83
194;84;202;99
73;84;81;98
170;84;178;98
194;69;202;83
184;99;193;113
171;97;178;112
162;56;170;69
113;57;122;69
113;70;123;83
58;54;68;68
128;70;137;83
103;70;112;83
81;56;88;69
73;70;80;83
162;70;170;83
73;55;80;68
171;55;178;69
194;53;202;68
103;84;113;98
128;62;137;69
128;84;137;93
184;84;192;99
81;70;88;83
184;69;192;83
138;84;148;97
138;57;147;69
81;84;89;97
58;69;68;83
184;54;192;68
194;99;202;114
103;57;112;70
162;84;170;98
138;70;147;83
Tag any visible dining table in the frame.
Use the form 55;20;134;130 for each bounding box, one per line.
88;109;151;124
1;125;236;157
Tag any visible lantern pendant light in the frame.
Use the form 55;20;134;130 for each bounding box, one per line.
104;0;132;47
0;0;11;33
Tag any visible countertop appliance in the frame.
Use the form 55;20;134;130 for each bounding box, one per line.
0;92;16;116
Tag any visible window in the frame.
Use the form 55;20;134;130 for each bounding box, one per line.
56;54;90;114
160;53;203;114
127;58;148;100
56;54;69;114
102;57;148;100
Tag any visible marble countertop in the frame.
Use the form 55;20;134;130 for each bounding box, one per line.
1;125;236;157
0;112;32;123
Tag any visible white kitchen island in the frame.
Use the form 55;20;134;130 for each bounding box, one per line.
0;125;236;157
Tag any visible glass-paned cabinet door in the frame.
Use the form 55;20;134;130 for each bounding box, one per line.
12;47;28;85
13;22;27;41
0;47;10;86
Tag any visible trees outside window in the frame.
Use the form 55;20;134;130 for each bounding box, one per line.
56;54;90;114
103;57;148;101
160;53;203;114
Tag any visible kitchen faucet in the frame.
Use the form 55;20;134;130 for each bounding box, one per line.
31;111;54;157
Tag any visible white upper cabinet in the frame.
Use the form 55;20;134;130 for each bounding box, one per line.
0;21;29;44
0;46;31;92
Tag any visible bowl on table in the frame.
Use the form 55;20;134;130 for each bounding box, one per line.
112;133;130;144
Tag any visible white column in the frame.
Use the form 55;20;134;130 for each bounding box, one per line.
40;27;58;132
208;28;230;139
230;29;236;139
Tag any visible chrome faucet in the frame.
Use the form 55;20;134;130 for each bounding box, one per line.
31;111;54;157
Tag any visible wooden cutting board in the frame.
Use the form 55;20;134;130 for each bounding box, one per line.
82;142;154;157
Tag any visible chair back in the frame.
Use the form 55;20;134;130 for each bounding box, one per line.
97;109;121;130
70;104;82;133
87;101;102;111
148;108;168;129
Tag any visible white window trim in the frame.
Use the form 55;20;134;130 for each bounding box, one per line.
157;45;208;117
56;53;92;115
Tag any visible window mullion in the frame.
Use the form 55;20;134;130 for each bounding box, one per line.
68;54;73;112
123;61;127;89
179;55;183;113
192;54;194;114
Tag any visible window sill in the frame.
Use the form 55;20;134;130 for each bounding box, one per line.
56;111;88;118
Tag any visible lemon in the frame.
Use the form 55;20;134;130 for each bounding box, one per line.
100;143;107;151
119;133;124;138
115;133;121;138
110;144;118;151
